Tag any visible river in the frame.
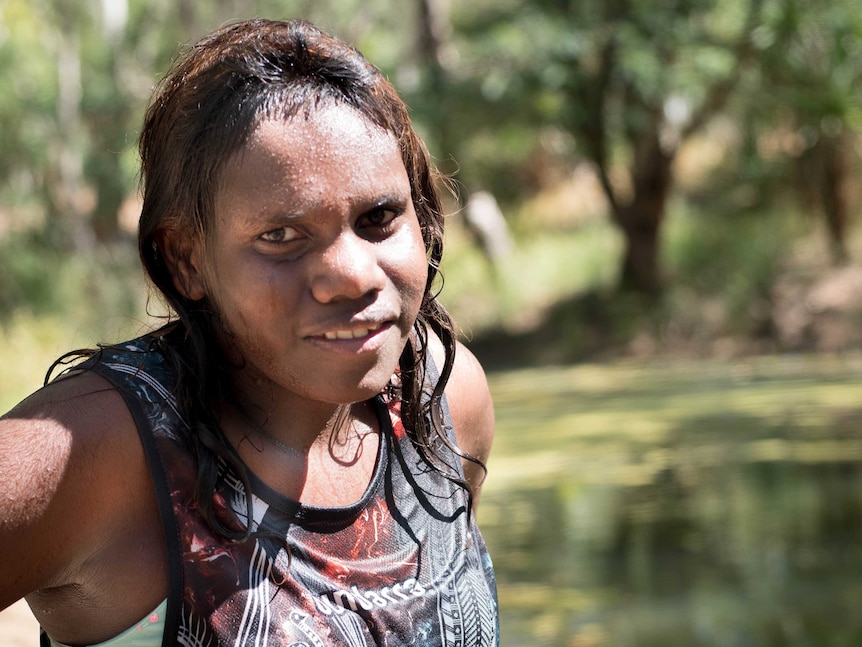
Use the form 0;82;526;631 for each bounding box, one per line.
479;352;862;646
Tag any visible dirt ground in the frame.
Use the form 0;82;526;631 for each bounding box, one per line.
0;600;39;646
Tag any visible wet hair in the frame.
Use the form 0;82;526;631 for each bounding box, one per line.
134;18;479;539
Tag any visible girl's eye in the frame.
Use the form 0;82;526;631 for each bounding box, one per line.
259;226;301;243
361;207;399;229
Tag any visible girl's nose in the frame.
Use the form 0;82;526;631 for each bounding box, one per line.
309;232;387;303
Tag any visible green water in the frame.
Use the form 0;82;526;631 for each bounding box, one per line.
478;353;862;646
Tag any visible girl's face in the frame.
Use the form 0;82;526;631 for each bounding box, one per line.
182;105;428;409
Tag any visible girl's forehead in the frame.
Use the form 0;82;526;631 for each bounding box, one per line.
213;105;410;222
241;106;399;164
221;108;404;194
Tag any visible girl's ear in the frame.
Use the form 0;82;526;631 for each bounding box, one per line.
154;227;207;301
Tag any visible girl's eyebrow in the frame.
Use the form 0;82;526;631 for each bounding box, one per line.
219;208;304;238
236;200;310;225
224;185;412;232
361;193;410;210
268;191;411;220
263;209;306;224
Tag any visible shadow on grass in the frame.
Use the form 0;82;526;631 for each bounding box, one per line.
467;290;653;370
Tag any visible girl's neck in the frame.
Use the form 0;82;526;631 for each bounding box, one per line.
223;397;382;506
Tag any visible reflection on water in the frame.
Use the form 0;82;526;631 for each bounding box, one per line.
479;354;862;646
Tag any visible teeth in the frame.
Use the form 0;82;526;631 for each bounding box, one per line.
324;327;374;340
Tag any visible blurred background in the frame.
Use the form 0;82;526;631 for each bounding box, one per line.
2;0;862;645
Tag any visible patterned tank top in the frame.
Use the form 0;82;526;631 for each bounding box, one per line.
84;335;498;647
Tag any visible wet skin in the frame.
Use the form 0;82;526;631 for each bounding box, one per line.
176;105;429;445
0;105;493;645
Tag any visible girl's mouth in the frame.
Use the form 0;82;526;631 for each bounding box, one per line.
321;321;387;341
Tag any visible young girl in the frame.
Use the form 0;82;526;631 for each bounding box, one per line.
0;18;498;646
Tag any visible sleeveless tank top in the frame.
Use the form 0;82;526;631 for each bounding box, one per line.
47;601;165;647
73;335;497;647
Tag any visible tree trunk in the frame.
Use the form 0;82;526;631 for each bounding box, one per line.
90;3;131;242
415;0;455;171
47;3;92;250
818;133;850;265
616;204;664;295
612;128;674;296
89;154;127;242
416;0;451;73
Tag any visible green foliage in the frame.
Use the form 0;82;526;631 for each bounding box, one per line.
439;216;621;337
0;228;147;331
666;202;804;334
425;0;760;191
758;0;862;124
0;2;58;209
1;0;862;349
0;229;61;315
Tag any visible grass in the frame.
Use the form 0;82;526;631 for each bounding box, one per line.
439;215;621;337
0;310;158;412
0;235;162;412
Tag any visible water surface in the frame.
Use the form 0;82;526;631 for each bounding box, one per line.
479;353;862;646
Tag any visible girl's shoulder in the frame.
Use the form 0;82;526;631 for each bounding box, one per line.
425;332;495;503
0;346;156;610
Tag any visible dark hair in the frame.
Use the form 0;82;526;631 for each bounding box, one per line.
136;18;476;539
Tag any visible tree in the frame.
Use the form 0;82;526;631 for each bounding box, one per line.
557;0;765;295
0;0;294;246
433;0;766;296
755;0;862;265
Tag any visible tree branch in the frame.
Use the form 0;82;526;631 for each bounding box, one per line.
682;0;764;139
584;35;620;215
